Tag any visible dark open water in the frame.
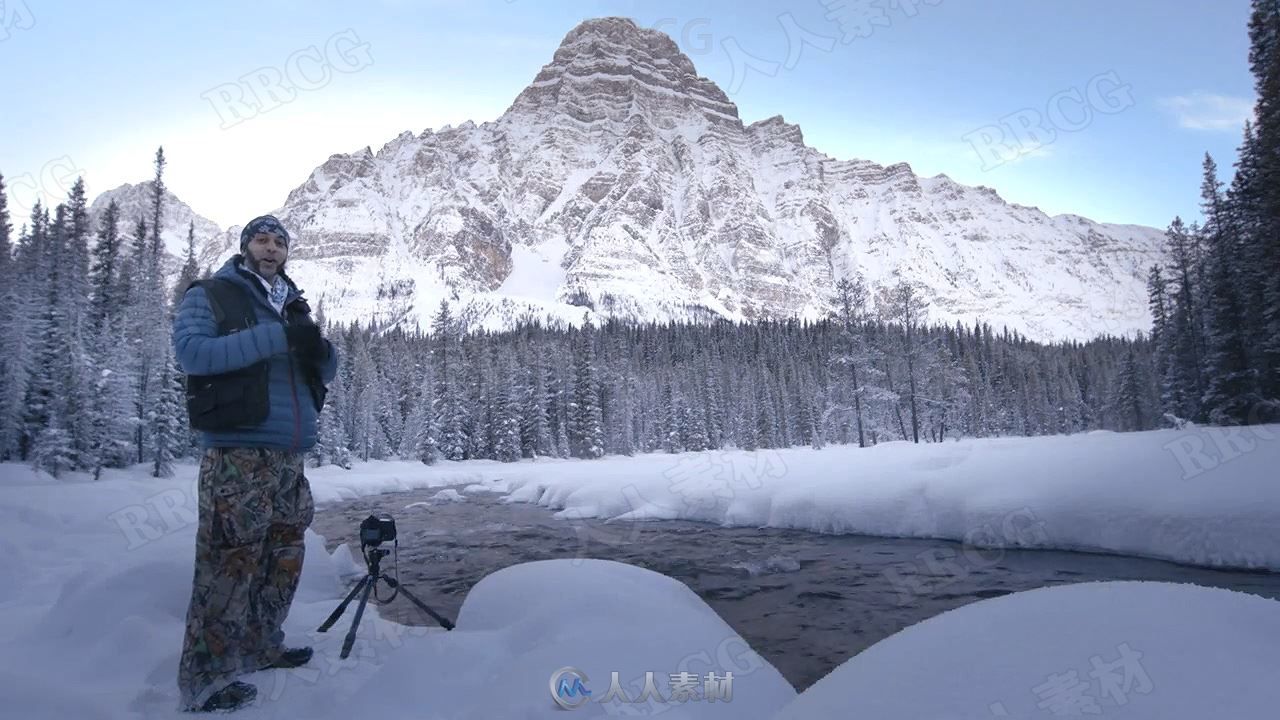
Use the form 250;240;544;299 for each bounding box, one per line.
311;488;1280;691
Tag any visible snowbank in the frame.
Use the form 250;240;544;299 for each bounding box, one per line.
499;424;1280;571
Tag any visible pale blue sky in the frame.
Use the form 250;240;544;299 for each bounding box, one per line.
0;0;1257;232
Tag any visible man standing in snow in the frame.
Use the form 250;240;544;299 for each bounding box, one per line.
172;215;338;712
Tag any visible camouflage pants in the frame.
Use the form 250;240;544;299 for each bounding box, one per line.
177;448;315;710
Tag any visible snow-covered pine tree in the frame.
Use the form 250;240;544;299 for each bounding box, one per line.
376;368;400;459
829;274;876;446
1146;265;1172;419
313;367;353;469
0;173;19;460
922;339;971;441
551;340;574;458
491;353;522;462
64;178;92;336
332;327;358;458
659;378;681;453
172;219;200;311
31;408;74;479
1162;217;1207;422
700;354;724;450
395;352;425;460
0;208;41;460
150;345;185;478
23;205;71;466
568;319;604;459
0;172;11;283
878;280;931;442
1113;348;1147;432
462;338;493;460
614;363;637;456
734;370;759;451
680;382;709;452
1246;0;1280;404
754;364;781;448
88;200;121;337
149;148;166;263
775;358;796;446
432;300;468;460
131;149;172;466
519;344;553;458
60;178;98;471
118;215;146;342
955;325;985;435
1225;122;1270;399
87;328;138;478
351;333;389;461
1049;354;1087;434
1199;153;1263;424
554;411;571;459
371;337;408;454
400;363;437;465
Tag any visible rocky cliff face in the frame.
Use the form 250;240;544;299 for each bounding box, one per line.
159;17;1168;342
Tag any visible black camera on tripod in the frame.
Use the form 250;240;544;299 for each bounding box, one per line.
359;514;397;547
319;511;454;658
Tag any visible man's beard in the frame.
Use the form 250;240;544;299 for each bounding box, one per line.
247;254;285;278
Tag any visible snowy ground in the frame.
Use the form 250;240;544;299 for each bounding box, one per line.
0;423;1277;717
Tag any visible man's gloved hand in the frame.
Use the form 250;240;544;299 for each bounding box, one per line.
285;324;327;364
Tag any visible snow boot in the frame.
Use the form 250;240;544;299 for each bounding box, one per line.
199;681;256;712
269;646;313;669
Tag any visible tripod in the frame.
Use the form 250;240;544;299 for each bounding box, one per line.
317;543;455;658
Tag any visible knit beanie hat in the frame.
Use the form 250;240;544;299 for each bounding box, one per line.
239;214;291;253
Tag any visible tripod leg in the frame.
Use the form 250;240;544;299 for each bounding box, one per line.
340;575;376;659
380;576;456;631
317;575;370;633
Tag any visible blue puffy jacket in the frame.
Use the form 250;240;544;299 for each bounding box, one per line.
172;256;339;452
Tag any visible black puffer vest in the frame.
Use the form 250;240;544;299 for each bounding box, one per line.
183;276;327;432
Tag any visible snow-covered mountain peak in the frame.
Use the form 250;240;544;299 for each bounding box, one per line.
103;16;1168;343
747;115;807;149
504;17;742;143
87;181;228;273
